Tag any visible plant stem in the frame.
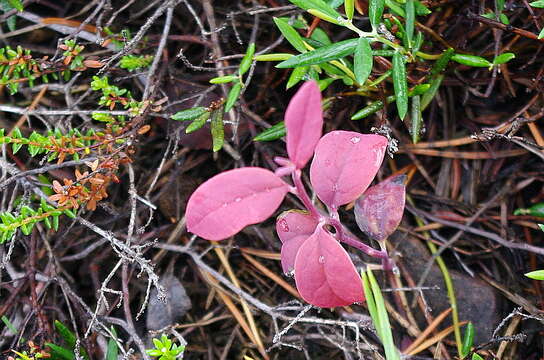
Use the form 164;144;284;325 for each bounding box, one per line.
289;170;394;268
291;169;321;220
327;210;394;269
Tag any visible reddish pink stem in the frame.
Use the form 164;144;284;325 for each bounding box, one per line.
283;167;394;270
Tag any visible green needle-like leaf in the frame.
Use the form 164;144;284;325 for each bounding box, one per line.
405;0;415;48
392;52;408;120
525;269;544;280
461;322;475;357
369;0;385;28
224;82;242;112
344;0;354;20
210;109;224;152
410;95;422;143
286;66;309;89
273;18;308;53
276;38;358;68
185;112;210;134
288;0;341;19
239;43;255;76
171;107;207;122
253;121;286;141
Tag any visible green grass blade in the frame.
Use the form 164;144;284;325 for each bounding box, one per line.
461;322;475;358
367;269;400;360
106;327;119;360
361;269;381;339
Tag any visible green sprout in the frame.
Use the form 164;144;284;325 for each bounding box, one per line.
146;334;185;360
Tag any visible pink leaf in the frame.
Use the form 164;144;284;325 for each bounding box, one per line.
310;131;387;207
285;81;323;169
276;210;318;273
294;226;364;307
355;175;406;241
186;167;289;241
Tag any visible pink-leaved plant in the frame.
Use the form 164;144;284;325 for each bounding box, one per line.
186;81;405;308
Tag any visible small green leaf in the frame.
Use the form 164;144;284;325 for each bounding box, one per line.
414;0;431;15
63;209;76;219
539;28;544;39
273;17;308;53
420;74;444;110
7;0;23;11
106;327;119;360
385;0;404;17
431;48;455;76
372;49;396;57
530;0;544;8
409;95;422;143
369;0;385;28
307;8;341;24
44;216;52;229
171;107;207;121
210;109;224;152
185;112;210;133
254;53;293;61
345;0;354;20
405;0;415;48
54;320;77;349
45;343;74;360
239;43;256;76
327;0;344;8
253;121;286;141
53;215;59;231
351;99;387;120
276;38;358;68
12;142;22;154
451;54;491;68
472;353;484;360
209;75;239;84
286;66;309;89
12;127;22;139
412;31;423;54
310;27;332;45
288;0;341;19
6;15;16;32
20;223;31;235
525;270;544;280
1;315;18;334
224;82;242;112
354;37;373;85
493;52;515;65
392;52;408;120
461;322;475;357
317;77;337;90
351;83;429;120
276;17;306;29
